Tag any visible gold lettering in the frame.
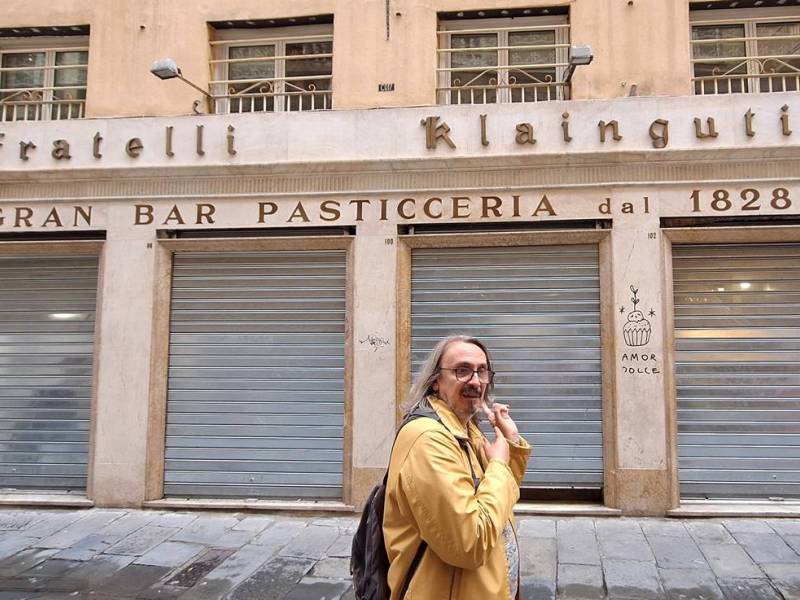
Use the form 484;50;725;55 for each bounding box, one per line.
92;132;103;159
258;202;278;223
745;109;756;137
196;204;215;224
165;126;174;157
126;138;143;157
782;104;792;136
532;195;556;217
196;125;205;156
73;206;92;226
227;125;237;156
694;117;719;139
515;123;536;145
163;205;185;225
561;112;572;142
19;141;36;161
397;198;416;220
42;207;63;227
287;202;310;222
379;198;389;221
420;116;456;149
480;114;489;146
599;198;612;214
15;207;33;227
423;197;442;219
134;205;154;225
349;199;371;221
649;119;669;149
598;120;623;142
452;196;471;219
481;196;502;218
320;200;341;221
512;195;521;217
51;139;71;160
622;202;634;214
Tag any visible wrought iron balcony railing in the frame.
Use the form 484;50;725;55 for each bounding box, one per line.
0;46;88;121
437;22;570;104
692;16;800;95
209;33;333;113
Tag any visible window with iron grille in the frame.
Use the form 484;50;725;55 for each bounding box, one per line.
437;14;569;105
0;35;88;121
691;6;800;94
210;22;333;114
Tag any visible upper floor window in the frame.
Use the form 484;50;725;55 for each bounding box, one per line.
437;8;569;105
209;17;333;114
691;4;800;95
0;26;89;121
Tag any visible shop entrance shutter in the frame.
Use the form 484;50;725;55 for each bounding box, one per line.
164;250;346;499
411;245;603;490
0;255;98;492
674;243;800;499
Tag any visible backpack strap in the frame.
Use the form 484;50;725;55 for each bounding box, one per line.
392;410;480;599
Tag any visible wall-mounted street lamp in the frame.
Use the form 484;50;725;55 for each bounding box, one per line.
150;58;213;113
563;45;594;100
563;45;594;84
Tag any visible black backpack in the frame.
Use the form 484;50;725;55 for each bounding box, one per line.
350;412;478;600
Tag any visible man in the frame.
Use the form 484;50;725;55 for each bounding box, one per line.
383;335;531;600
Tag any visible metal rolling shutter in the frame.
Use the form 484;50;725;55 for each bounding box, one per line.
411;245;603;490
0;255;97;492
164;250;346;499
674;243;800;499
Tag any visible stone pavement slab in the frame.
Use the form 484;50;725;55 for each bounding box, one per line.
104;524;180;556
647;535;707;570
557;563;605;599
698;542;765;580
685;522;736;545
731;532;800;563
557;519;601;566
278;524;340;560
34;511;124;549
603;558;664;600
658;568;724;600
717;578;784;600
227;555;315;600
134;540;205;568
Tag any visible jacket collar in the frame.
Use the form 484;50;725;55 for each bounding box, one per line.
425;394;475;441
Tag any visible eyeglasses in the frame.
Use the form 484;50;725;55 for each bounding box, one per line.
439;367;495;383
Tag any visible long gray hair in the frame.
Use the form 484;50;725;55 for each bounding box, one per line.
403;334;496;417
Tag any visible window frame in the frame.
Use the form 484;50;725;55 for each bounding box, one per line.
0;35;89;121
690;6;800;95
210;23;334;114
437;15;570;105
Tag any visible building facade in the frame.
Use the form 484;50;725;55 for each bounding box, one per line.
0;0;798;516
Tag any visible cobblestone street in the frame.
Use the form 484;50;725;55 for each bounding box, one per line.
0;509;799;599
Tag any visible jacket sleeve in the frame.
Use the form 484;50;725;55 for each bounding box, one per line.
398;429;519;570
508;437;532;487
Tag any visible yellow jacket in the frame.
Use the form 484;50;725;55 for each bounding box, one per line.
383;395;532;600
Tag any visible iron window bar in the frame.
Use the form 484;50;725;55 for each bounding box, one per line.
691;15;800;95
436;22;570;105
0;44;88;121
209;32;333;114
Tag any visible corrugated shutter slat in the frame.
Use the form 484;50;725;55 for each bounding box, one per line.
0;255;97;492
411;245;603;490
674;243;800;499
163;251;346;499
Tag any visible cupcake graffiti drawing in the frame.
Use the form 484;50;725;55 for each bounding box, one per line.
622;285;651;347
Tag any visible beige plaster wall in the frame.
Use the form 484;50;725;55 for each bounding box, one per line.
3;0;693;117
